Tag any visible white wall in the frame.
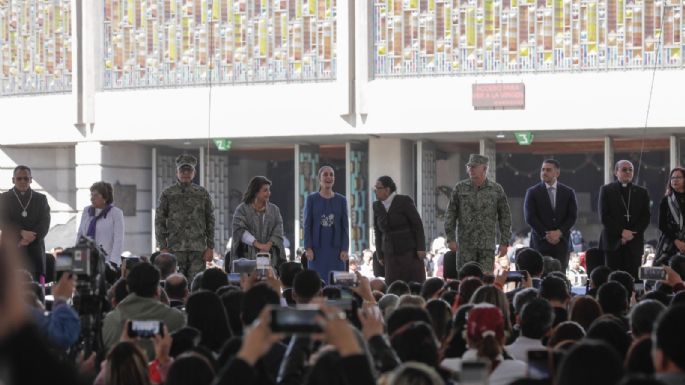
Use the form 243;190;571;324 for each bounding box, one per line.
361;70;685;135
101;143;153;255
0;94;79;145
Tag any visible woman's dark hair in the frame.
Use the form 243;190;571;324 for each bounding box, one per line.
624;336;655;376
425;299;452;342
586;315;632;360
90;181;114;205
220;290;245;336
457;276;483;305
165;352;216;385
106;342;151;385
569;295;603;332
444;304;473;358
555;340;623;385
186;291;232;352
390;321;441;368
547;321;586;348
665;167;685;196
169;326;202;358
376;175;397;193
242;176;272;204
420;277;445;300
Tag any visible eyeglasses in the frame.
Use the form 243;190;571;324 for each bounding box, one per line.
621;168;634;173
671;176;684;180
374;186;388;191
14;177;30;181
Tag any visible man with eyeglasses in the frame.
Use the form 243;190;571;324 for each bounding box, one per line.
598;160;651;280
444;154;512;273
0;165;51;281
155;154;215;279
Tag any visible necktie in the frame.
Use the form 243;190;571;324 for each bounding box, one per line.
548;187;556;210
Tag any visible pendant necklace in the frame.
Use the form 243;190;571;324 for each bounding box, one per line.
620;185;632;222
12;188;32;218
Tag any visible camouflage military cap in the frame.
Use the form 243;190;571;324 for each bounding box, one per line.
176;154;197;170
466;154;489;166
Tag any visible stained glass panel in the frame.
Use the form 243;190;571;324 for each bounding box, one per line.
104;0;337;88
374;0;684;76
0;0;72;96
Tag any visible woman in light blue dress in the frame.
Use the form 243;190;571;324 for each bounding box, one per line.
304;166;349;283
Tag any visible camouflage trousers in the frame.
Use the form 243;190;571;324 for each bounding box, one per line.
174;250;206;280
456;248;496;273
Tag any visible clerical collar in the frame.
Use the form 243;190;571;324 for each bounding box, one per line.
13;187;31;195
620;182;631;188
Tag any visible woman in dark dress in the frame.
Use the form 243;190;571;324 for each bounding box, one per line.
372;176;426;284
655;167;685;266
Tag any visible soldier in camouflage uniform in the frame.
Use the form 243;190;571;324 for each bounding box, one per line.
444;154;512;272
155;154;215;279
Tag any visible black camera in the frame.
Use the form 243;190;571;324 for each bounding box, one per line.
56;246;93;277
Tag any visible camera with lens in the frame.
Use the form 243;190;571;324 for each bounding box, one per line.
55;246;94;278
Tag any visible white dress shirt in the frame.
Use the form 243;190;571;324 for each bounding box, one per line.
505;335;545;362
381;192;397;211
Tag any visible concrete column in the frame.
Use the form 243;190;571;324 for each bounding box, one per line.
670;135;680;170
604;136;614;184
337;0;354;116
480;138;496;181
75;142;104;231
355;0;371;115
72;0;103;136
368;138;414;200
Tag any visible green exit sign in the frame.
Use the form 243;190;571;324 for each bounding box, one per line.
214;139;232;151
514;132;534;145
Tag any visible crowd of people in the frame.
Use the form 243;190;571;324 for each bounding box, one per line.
0;154;684;385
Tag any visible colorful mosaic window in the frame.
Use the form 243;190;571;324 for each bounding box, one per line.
0;0;72;96
104;0;337;89
374;0;684;76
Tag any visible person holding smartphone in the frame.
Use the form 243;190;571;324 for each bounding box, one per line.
304;165;349;284
231;176;286;270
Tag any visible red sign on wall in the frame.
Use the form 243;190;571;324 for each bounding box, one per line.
472;83;525;110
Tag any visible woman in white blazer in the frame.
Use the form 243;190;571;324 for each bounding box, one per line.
76;181;125;266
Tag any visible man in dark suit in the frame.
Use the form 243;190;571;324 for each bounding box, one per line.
0;165;51;281
373;175;426;284
524;159;578;271
598;160;650;280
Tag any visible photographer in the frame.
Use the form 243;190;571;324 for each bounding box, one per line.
29;272;81;349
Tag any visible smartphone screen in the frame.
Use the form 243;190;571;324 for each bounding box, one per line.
256;254;270;280
227;272;241;285
329;271;357;287
527;349;551;380
129;320;163;338
270;307;323;333
638;266;666;281
460;361;489;385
